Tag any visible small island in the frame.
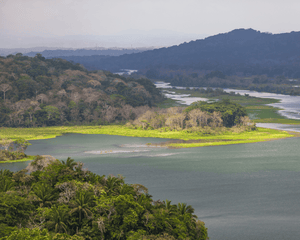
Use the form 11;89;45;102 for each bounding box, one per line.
0;138;35;163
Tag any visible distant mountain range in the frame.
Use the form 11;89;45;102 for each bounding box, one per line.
53;28;300;78
0;47;155;57
25;48;155;58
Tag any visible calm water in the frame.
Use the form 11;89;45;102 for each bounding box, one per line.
2;134;300;240
2;83;300;239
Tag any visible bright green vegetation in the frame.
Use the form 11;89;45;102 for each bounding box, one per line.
0;158;208;239
166;128;294;148
0;90;297;151
0;125;295;149
0;156;36;163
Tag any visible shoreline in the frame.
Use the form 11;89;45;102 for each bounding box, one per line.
0;156;35;164
0;125;297;150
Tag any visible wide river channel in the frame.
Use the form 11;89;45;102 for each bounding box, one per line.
1;84;300;240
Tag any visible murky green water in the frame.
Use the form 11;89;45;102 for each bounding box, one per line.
2;134;300;240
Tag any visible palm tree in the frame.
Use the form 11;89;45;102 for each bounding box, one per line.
0;169;13;178
119;184;135;196
104;176;123;196
177;203;195;216
32;183;56;207
164;199;177;216
61;157;77;169
69;191;94;226
177;203;197;236
0;177;15;192
47;206;69;233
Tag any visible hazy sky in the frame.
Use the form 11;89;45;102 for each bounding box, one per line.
1;0;300;48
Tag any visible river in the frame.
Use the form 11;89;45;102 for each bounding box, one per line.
155;81;300;121
2;83;300;240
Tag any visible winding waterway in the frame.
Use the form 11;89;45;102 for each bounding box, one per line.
155;81;300;121
2;83;300;240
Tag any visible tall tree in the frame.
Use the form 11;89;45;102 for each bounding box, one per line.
69;191;94;227
0;84;12;101
46;206;70;234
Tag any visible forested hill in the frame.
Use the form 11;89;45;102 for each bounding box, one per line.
0;54;163;127
60;28;300;77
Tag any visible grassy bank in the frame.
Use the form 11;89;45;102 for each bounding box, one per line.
0;125;296;149
246;106;300;124
0;156;35;163
1;89;298;150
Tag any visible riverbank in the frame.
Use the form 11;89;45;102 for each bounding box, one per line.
0;125;296;149
160;87;300;124
0;156;35;163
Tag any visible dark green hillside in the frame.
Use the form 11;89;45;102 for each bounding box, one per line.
59;29;300;78
0;54;163;127
0;158;208;239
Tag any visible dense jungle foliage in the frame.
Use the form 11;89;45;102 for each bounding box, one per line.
0;54;163;127
132;100;250;130
185;100;247;127
0;157;208;240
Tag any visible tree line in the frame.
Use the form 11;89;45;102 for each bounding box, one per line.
131;100;253;131
0;54;163;127
135;69;300;96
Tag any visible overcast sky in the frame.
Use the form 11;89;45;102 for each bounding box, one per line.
1;0;300;48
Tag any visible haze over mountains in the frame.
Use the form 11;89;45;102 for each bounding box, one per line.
3;28;300;78
0;29;207;54
49;28;300;78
